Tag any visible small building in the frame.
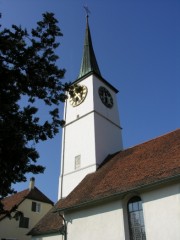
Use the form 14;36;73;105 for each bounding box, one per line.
0;178;53;240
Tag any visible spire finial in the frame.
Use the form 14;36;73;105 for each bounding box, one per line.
83;5;91;18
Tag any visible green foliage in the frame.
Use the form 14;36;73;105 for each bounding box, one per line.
0;12;68;199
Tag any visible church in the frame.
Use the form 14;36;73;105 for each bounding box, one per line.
28;14;180;240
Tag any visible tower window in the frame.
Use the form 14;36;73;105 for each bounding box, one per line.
127;196;146;240
75;155;81;170
32;201;41;212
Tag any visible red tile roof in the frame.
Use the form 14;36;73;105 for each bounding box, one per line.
59;129;180;210
29;129;180;236
0;187;53;221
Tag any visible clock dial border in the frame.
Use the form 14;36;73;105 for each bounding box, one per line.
98;86;113;108
69;85;88;107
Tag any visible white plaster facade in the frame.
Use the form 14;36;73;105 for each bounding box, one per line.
65;200;125;240
142;183;180;240
65;183;180;240
32;183;180;240
58;74;123;198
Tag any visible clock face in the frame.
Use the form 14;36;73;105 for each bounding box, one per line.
98;86;113;108
69;84;88;107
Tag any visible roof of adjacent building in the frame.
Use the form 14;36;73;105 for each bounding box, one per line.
0;187;53;221
29;129;180;236
27;200;64;236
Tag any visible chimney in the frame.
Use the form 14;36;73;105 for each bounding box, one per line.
29;177;35;191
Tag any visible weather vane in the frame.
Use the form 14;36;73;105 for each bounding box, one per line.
83;5;91;17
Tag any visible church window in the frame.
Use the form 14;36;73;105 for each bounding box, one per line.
127;196;146;240
75;155;81;169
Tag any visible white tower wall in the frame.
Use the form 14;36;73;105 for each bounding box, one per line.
58;74;123;198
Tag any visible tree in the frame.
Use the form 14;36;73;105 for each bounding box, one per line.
0;12;68;201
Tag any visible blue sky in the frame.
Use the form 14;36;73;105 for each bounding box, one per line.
1;0;180;202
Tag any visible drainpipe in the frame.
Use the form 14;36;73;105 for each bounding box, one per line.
59;213;67;240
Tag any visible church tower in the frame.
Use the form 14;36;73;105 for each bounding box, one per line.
58;15;123;199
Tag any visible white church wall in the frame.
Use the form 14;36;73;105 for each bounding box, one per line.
65;75;94;124
63;114;96;173
59;75;97;198
63;183;180;240
66;200;125;240
65;74;122;126
59;74;123;198
59;113;97;197
93;75;121;127
142;183;180;240
94;112;123;166
59;113;122;197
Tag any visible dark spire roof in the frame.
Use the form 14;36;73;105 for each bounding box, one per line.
78;15;101;78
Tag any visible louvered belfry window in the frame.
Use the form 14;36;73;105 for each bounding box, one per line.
127;196;146;240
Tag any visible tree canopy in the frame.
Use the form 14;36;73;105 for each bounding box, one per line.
0;12;68;200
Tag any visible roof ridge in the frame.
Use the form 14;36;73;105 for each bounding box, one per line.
26;187;53;205
124;128;180;151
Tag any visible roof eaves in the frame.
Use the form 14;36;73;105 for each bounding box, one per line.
72;71;119;93
0;192;28;221
55;173;180;213
27;229;61;236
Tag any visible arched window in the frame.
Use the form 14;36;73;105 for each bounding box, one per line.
127;196;146;240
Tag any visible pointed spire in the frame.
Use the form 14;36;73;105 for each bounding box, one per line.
78;15;101;79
